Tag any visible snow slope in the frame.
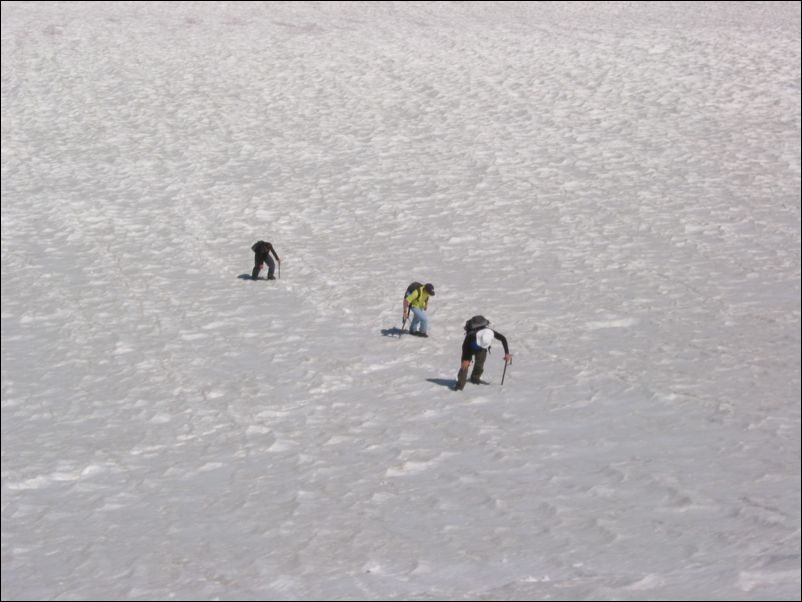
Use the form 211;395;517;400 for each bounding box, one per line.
2;2;800;600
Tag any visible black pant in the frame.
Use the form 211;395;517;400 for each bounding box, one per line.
456;349;487;390
252;254;276;279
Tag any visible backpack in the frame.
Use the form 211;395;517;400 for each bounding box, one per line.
464;315;490;332
251;241;263;253
404;281;423;299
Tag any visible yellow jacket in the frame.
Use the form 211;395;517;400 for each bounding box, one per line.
405;286;430;309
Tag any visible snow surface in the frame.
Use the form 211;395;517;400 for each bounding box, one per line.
2;1;800;600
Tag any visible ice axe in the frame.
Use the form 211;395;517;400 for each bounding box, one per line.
501;358;510;385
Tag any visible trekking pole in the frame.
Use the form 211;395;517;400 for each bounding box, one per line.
501;359;509;385
278;260;281;280
400;314;408;338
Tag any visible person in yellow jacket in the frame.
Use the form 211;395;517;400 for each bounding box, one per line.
403;283;435;337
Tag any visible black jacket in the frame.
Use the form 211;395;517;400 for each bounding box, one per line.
252;241;279;262
461;329;509;361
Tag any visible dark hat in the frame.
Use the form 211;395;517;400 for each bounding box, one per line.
424;283;435;296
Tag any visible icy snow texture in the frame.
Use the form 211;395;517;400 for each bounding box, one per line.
2;2;800;600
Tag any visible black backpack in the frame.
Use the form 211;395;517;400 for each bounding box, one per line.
464;315;490;332
251;241;263;253
404;281;423;298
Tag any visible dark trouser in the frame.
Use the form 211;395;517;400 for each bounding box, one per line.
252;255;276;279
456;349;487;390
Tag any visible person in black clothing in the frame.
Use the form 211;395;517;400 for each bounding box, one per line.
455;319;512;391
251;240;280;280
